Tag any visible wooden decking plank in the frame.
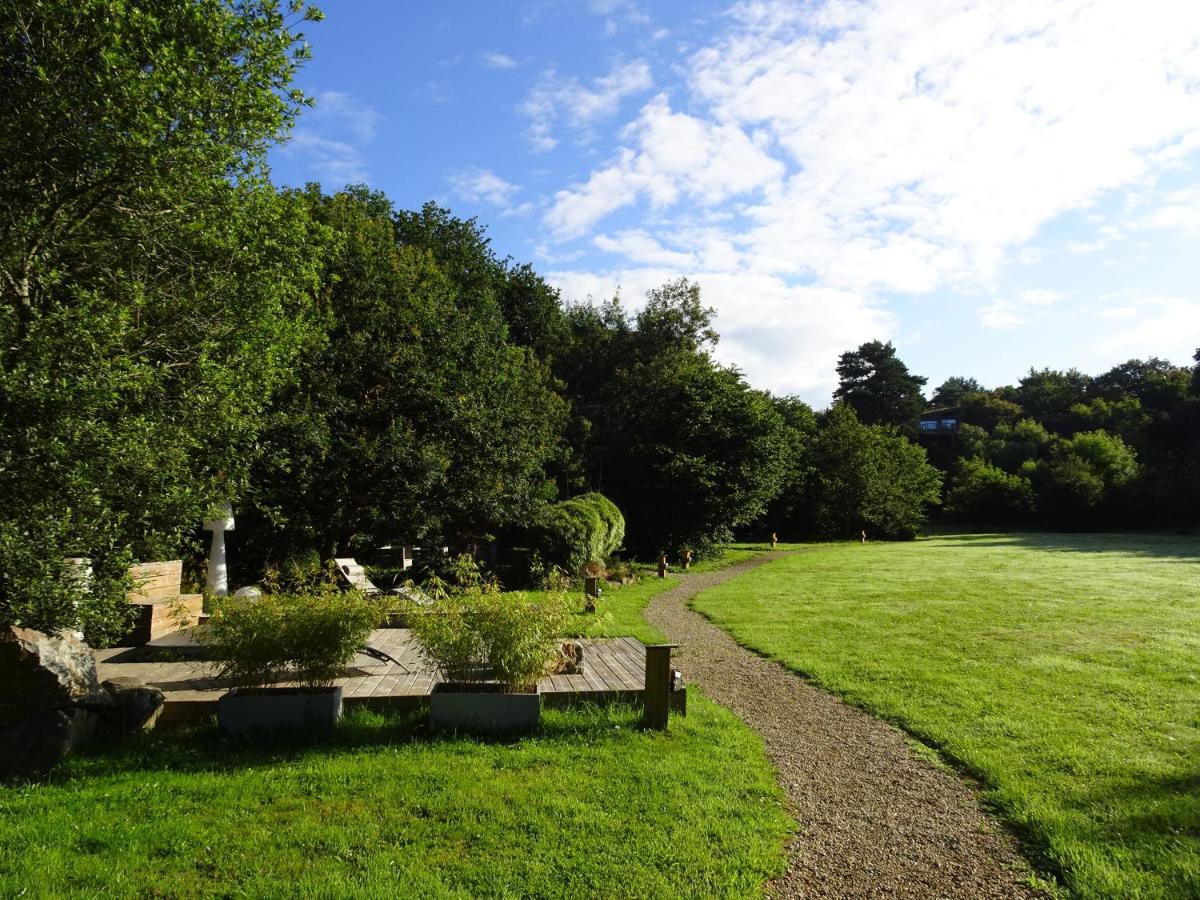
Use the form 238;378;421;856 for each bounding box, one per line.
588;650;630;692
603;647;644;689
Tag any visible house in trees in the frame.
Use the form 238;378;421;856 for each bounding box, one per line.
918;406;961;437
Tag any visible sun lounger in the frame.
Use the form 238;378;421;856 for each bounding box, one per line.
334;558;431;605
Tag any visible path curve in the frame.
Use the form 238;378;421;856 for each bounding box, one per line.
644;552;1043;899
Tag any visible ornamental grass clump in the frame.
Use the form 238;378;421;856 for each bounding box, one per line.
200;587;381;689
411;560;569;691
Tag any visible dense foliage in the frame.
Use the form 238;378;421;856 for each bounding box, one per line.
240;191;567;564
555;282;790;556
765;403;942;540
0;0;324;641
925;355;1200;530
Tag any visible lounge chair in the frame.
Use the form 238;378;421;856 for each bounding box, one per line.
334;558;430;605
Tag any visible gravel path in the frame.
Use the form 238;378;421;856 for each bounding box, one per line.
644;552;1044;899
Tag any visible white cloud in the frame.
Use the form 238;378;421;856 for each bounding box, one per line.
684;0;1200;293
449;167;522;207
1095;295;1200;360
482;51;519;70
522;60;653;151
545;94;784;236
978;289;1063;329
589;0;653;35
594;230;697;268
548;266;893;397
534;0;1200;398
282;91;381;185
1132;187;1200;236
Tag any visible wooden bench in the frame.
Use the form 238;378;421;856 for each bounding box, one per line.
123;561;203;645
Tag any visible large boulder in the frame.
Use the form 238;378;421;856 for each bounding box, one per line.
0;708;98;778
0;626;106;777
0;626;103;728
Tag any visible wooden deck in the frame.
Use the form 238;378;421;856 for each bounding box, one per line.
95;629;652;725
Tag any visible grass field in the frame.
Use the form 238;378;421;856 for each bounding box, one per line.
691;533;1200;898
0;700;791;898
524;542;806;644
0;544;797;898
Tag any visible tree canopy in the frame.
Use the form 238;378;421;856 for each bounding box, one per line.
833;340;928;433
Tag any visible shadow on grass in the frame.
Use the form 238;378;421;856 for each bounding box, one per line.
15;702;649;787
930;531;1200;561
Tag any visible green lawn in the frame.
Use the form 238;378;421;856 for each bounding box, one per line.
685;542;807;575
0;548;798;898
0;699;790;898
691;533;1200;898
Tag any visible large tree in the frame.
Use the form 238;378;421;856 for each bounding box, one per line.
803;404;942;539
833;340;927;433
930;376;984;408
0;0;324;642
555;281;789;555
244;190;567;561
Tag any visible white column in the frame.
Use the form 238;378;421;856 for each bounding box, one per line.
203;503;235;596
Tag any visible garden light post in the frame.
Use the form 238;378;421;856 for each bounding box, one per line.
203;502;235;596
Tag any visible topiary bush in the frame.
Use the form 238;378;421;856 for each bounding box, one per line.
582;492;625;559
527;493;625;576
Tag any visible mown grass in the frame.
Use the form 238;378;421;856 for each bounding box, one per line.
0;698;791;898
0;543;798;898
691;532;1200;898
686;542;807;574
518;542;803;643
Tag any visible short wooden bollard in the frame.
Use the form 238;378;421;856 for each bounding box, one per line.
583;575;601;612
643;643;678;730
657;553;668;578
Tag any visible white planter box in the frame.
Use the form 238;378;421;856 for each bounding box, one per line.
429;684;540;734
217;686;343;735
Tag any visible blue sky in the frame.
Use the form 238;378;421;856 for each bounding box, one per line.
269;0;1200;406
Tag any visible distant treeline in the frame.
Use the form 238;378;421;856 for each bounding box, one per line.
795;342;1200;533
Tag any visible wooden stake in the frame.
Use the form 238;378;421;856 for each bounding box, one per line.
643;644;678;730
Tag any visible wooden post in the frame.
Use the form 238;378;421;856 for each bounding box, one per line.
682;549;693;571
657;553;668;579
583;575;600;612
643;644;678;730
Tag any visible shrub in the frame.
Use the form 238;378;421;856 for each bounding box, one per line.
200;587;382;689
528;493;625;575
584;492;626;558
945;458;1036;524
411;572;569;690
0;515;134;646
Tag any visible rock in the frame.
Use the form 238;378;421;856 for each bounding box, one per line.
99;677;164;736
554;640;585;675
0;707;98;778
0;626;103;729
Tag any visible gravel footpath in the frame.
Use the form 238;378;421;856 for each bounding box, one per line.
644;552;1045;899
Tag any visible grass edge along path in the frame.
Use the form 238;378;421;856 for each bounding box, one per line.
690;534;1200;899
645;550;1044;900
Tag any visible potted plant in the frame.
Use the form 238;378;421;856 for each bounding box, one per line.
199;587;381;734
411;573;568;735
